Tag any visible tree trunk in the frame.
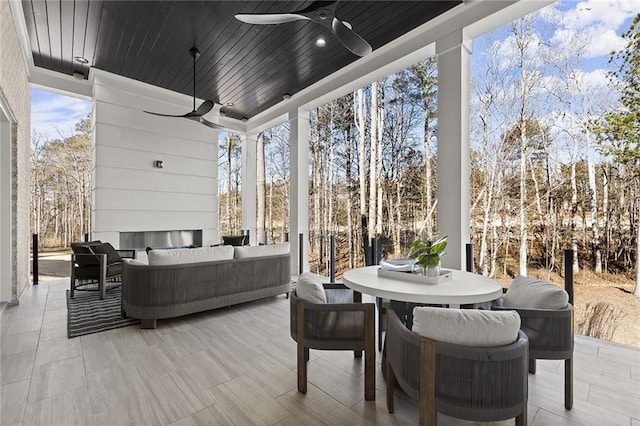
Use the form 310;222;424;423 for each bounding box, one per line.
519;117;528;277
257;132;266;243
226;136;233;234
376;86;384;237
368;82;378;242
588;161;602;273
570;160;579;274
355;88;369;264
635;210;640;297
602;164;610;272
345;128;354;268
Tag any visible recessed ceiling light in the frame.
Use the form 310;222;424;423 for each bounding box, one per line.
74;56;89;64
315;37;326;48
283;93;292;100
226;102;234;107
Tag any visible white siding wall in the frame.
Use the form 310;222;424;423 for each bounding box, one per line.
91;70;219;247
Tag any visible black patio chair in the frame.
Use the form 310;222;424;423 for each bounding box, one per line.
70;241;136;299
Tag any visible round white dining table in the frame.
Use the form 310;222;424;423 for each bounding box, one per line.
342;266;503;308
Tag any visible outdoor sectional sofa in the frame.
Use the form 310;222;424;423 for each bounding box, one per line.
121;243;291;328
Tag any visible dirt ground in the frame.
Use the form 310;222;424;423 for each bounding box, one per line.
494;268;640;348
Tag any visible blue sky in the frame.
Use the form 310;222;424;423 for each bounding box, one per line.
31;89;90;141
31;0;638;142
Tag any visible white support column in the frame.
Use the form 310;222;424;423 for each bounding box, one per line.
289;109;310;274
241;131;258;245
436;30;472;270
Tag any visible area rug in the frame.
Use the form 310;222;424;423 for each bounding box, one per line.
66;287;140;338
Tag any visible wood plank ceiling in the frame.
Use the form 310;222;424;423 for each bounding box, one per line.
21;1;461;120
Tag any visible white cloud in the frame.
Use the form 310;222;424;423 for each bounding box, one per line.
549;0;639;58
586;28;626;57
31;90;91;140
575;68;610;91
560;0;640;31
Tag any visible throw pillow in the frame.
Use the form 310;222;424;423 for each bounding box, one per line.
296;272;327;304
233;242;290;259
412;306;521;347
91;242;122;265
503;275;569;310
222;235;248;246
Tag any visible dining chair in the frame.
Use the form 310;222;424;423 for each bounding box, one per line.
290;273;376;400
386;307;529;426
493;251;574;410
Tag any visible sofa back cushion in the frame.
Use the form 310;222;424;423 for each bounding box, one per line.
503;275;569;309
412;306;521;347
234;242;290;259
148;246;234;265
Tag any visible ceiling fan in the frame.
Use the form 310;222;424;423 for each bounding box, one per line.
144;47;222;129
235;1;372;57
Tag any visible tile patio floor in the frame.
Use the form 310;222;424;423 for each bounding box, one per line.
1;278;639;425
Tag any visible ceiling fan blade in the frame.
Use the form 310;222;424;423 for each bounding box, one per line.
236;1;371;56
144;110;189;118
235;13;306;25
190;116;224;129
331;18;372;57
183;100;215;118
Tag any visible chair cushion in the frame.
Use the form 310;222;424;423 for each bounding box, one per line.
91;242;122;265
234;243;290;259
71;241;102;266
71;241;102;253
296;272;327;304
412;306;521;347
503;275;569;310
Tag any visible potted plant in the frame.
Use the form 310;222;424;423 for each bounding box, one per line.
408;232;447;277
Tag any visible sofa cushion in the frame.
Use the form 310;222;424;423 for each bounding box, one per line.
503;275;569;310
148;246;234;265
296;272;327;304
125;258;148;266
412;306;521;347
234;242;290;259
91;242;122;264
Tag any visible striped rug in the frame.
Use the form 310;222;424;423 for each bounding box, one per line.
66;287;140;338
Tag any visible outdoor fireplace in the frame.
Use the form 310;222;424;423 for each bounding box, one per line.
119;230;203;250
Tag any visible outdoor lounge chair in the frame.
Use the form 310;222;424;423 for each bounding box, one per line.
70;241;136;299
